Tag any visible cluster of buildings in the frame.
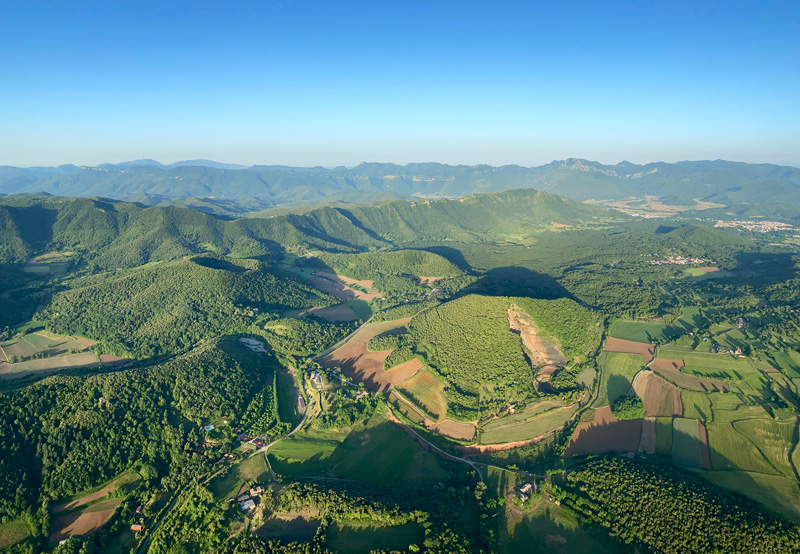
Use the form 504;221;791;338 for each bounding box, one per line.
649;256;707;266
130;505;145;532
714;220;795;233
236;485;264;512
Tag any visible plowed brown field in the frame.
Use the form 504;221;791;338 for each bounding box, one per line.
563;406;643;457
318;318;411;392
49;500;122;542
651;361;729;392
384;359;423;386
605;337;655;363
631;370;683;417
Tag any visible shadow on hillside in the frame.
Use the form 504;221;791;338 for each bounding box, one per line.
416;245;473;273
468;267;574;300
7;205;57;247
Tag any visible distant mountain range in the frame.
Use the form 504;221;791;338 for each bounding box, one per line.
1;159;798;215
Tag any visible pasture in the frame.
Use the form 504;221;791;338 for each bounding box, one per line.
2;352;100;379
0;518;30;549
654;417;673;456
0;331;85;360
595;352;644;407
327;522;424;554
765;350;800;378
671;417;702;467
256;513;321;543
395;367;447;418
705;471;800;523
480;404;578;445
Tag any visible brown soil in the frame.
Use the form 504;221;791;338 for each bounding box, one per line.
698;420;712;469
318;318;412;392
631;370;683;417
699;267;721;273
384;359;423;386
650;362;730;393
74;336;97;349
508;305;566;367
316;271;374;290
762;366;780;373
605;337;655;363
305;304;359;322
457;435;550;455
0;349;7;362
313;272;381;302
639;417;657;454
53;487;117;514
432;419;476;441
49;500;122;542
650;357;685;370
98;354;129;364
415;276;442;286
0;362;9;375
562;406;643;457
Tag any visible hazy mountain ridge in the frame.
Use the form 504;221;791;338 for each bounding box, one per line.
1;159;798;213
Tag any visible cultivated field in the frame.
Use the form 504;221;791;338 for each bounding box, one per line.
650;362;729;392
705;471;800;523
313;272;381;302
432;418;476;441
480;404;579;445
384;359;423;386
698;420;712;469
563;406;642;457
305;304;359;322
631;370;683;417
2;352;100;379
317;318;412;392
638;417;657;454
604;337;655;362
595;352;644;407
395;367;447;418
655;417;673;456
671;417;702;467
49;499;122;542
0;331;86;360
327;521;424;554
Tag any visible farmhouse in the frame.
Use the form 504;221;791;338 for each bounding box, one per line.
131;524;143;532
518;482;533;502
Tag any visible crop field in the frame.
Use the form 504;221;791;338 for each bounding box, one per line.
2;352;100;378
236;455;271;483
312;272;381;302
608;309;704;344
705;471;800;523
0;518;30;549
384;358;423;386
269;414;449;487
395;367;447;418
318;318;412;392
655;417;673;455
631;370;682;417
698;420;712;469
765;351;800;378
639;417;656;454
432;418;476;441
479;404;578;445
482;401;563;432
327;521;424;554
651;363;729;392
0;331;86;360
671;417;702;467
53;471;140;513
677;351;758;373
49;499;123;542
563;406;642;457
604;337;655;362
680;390;711;420
595;352;644;407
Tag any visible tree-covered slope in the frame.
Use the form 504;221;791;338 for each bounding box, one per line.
39;256;334;357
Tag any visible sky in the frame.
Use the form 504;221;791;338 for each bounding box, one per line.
1;0;798;167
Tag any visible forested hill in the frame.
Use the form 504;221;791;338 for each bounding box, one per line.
0;189;625;266
1;159;798;211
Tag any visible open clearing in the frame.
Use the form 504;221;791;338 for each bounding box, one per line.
256;513;321;543
563;406;642;457
384;358;423;386
480;404;578;445
312;272;381;302
49;499;122;542
317;318;411;392
0;518;30;549
53;471;140;514
395;367;447;418
671;417;702;467
327;521;424;554
604;337;655;362
0;331;86;360
432;418;476;441
631;370;683;417
305;304;359;322
508;304;566;367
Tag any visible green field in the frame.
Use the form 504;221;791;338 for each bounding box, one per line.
479;405;579;445
734;418;797;478
609;307;705;344
268;413;449;487
482;401;563;433
707;422;776;474
0;331;85;360
256;515;320;543
327;522;424;554
485;466;517;498
705;471;800;523
595;352;643;407
671;417;702;467
655;417;673;456
503;503;626;554
396;367;447;418
2;351;100;378
766;351;800;378
0;518;30;549
237;454;271;482
345;298;373;320
680;390;711;421
276;369;298;424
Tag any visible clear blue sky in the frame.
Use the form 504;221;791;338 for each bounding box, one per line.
1;0;798;167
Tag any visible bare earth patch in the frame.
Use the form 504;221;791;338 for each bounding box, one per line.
432;419;476;441
699;266;721;273
631;370;683;417
605;337;655;363
0;362;9;375
384;359;424;386
318;318;412;392
99;354;129;364
49;500;122;542
415;276;442;286
73;336;97;349
314;272;381;301
508;304;566;367
563;406;642;457
53;486;117;514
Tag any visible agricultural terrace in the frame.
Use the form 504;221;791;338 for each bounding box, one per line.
317;318;412;392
